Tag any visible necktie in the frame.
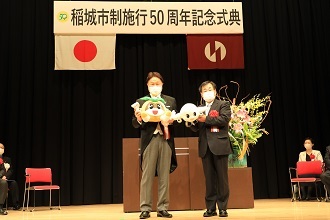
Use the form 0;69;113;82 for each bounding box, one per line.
206;103;211;115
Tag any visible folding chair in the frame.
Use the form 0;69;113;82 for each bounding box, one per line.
289;160;323;202
22;168;61;211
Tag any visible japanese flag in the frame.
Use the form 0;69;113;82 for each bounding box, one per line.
55;35;116;70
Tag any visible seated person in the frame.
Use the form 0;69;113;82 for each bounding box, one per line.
0;143;20;210
297;137;323;200
0;173;8;215
320;145;330;198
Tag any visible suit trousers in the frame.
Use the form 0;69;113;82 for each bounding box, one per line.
0;179;8;205
8;180;19;206
202;147;229;211
321;170;330;195
140;134;172;212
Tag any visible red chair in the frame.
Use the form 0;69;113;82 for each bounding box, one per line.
22;168;61;211
289;160;323;201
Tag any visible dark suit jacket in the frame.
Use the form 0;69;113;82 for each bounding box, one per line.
132;94;178;174
324;146;330;170
0;156;14;179
191;99;232;158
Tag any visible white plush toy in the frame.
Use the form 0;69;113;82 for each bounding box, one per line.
170;110;182;123
179;103;208;127
132;100;208;129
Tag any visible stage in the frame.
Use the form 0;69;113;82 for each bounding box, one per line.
5;199;330;219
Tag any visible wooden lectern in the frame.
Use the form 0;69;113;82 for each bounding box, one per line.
123;137;254;212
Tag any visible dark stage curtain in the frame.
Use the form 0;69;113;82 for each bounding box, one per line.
0;0;330;205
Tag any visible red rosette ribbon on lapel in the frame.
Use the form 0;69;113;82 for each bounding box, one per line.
0;158;3;165
310;153;315;160
209;110;219;118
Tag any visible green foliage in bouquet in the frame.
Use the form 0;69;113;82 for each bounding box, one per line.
220;82;272;167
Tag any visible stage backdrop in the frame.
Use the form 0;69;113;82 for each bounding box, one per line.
0;0;330;206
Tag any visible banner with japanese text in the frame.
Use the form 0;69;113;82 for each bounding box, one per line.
54;1;243;34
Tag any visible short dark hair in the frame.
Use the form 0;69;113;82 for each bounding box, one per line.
146;72;164;84
304;137;314;144
199;81;217;93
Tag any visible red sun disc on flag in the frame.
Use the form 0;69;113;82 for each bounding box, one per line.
74;40;97;62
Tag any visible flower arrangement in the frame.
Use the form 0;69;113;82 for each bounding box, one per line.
220;82;272;167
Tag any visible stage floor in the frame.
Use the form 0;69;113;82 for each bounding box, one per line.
6;199;330;220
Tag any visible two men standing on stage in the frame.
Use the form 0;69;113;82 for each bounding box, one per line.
132;74;231;218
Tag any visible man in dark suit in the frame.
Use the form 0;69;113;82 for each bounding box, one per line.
321;145;330;195
0;143;20;211
190;81;232;218
0;143;9;215
132;72;177;219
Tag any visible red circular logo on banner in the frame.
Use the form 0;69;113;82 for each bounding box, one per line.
74;40;97;62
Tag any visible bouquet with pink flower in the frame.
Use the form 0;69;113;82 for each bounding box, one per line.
221;82;272;167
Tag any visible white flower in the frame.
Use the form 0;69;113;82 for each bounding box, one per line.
4;163;10;171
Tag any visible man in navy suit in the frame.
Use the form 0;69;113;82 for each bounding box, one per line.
132;72;177;219
190;81;232;218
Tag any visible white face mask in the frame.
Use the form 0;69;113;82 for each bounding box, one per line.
202;91;216;103
304;143;313;150
0;148;4;156
148;86;162;97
